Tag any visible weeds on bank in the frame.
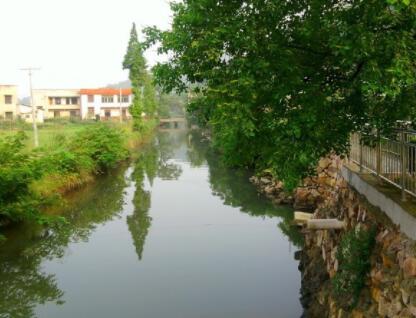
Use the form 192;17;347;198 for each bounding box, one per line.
0;123;130;233
332;226;376;310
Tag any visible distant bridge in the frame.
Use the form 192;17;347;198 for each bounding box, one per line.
159;117;187;129
159;117;186;123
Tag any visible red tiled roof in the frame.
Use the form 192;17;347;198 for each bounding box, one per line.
80;88;132;95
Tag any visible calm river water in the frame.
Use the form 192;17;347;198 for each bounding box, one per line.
0;130;303;318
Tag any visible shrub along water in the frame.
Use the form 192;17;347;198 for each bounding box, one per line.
332;226;376;309
0;132;43;224
0;123;140;241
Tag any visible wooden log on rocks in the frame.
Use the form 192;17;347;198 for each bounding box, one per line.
294;211;313;225
307;219;345;230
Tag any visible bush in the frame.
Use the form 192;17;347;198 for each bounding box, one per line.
0;124;129;229
332;227;376;309
70;124;129;172
43;149;92;174
0;132;42;223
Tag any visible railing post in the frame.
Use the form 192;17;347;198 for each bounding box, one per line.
400;129;407;201
376;130;382;183
359;134;363;173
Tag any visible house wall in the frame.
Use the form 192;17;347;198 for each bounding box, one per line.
18;104;44;123
80;94;132;119
0;85;18;119
33;89;81;119
0;87;133;121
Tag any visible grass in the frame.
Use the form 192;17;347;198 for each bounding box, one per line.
0;119;156;151
0;119;157;198
0;121;90;150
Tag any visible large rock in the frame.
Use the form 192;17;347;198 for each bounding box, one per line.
371;287;382;302
378;297;403;318
351;310;364;318
260;177;272;185
408;305;416;316
401;288;410;305
264;185;275;195
397;308;414;318
403;257;416;277
319;158;332;169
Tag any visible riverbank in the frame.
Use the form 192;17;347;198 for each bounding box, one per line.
0;119;157;236
250;157;416;317
31;120;157;196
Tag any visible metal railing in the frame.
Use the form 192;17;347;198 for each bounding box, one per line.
350;129;416;201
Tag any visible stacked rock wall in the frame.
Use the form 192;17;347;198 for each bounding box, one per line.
252;157;416;317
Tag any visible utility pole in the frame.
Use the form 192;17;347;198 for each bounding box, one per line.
119;86;123;123
20;67;40;147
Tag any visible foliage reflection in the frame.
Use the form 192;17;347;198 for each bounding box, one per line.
0;167;128;318
127;131;183;261
187;130;303;247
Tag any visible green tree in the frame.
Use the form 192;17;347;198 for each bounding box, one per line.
145;0;416;189
143;73;158;117
123;23;147;130
123;23;160;128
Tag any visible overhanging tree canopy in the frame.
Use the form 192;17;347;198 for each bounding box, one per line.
145;0;416;188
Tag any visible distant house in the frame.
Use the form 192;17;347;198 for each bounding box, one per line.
0;85;18;120
33;89;81;119
18;104;44;123
0;86;134;122
80;88;132;120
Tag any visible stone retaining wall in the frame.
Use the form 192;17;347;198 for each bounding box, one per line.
251;157;416;317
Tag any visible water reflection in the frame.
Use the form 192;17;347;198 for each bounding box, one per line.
127;133;184;261
157;132;183;180
0;168;128;318
187;130;303;247
127;144;154;261
0;229;64;318
0;129;302;318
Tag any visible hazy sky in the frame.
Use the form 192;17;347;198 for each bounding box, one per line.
0;0;172;97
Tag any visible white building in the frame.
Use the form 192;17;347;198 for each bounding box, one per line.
18;104;44;123
80;88;132;120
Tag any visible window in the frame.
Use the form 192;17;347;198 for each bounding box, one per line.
101;95;114;103
88;107;94;114
65;97;78;105
70;110;77;117
4;95;12;104
5;112;13;119
54;111;60;118
88;95;94;103
117;95;129;103
48;97;53;105
55;97;61;105
105;111;111;118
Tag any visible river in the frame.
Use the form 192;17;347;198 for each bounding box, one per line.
0;129;303;318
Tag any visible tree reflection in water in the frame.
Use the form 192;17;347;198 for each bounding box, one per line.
127;131;183;261
127;145;153;261
187;130;303;247
0;167;128;318
0;237;64;318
